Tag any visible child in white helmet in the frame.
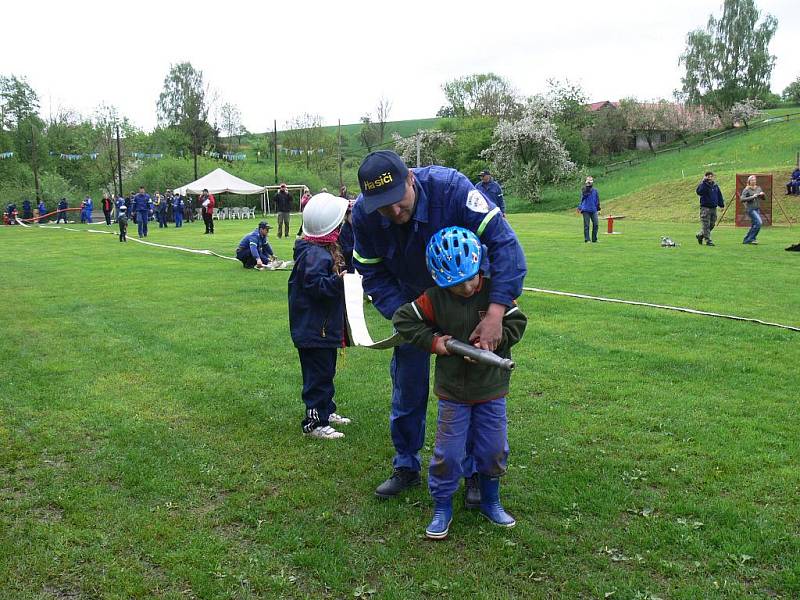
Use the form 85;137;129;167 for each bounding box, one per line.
287;193;353;439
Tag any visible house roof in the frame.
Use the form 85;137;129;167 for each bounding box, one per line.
587;100;620;111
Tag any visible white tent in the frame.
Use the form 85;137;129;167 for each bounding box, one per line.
174;168;266;196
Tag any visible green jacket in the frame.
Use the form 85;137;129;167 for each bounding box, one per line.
392;277;527;403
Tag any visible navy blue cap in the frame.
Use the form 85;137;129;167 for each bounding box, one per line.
480;169;491;176
358;150;409;213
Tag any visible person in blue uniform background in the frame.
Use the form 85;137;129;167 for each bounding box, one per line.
475;169;506;216
352;150;527;504
132;186;152;238
173;193;184;227
236;221;275;268
56;198;68;223
37;199;47;223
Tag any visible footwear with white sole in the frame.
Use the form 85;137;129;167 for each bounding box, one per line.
329;413;351;425
305;425;344;439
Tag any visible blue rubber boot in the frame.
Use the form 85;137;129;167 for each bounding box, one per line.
479;475;516;528
425;499;453;540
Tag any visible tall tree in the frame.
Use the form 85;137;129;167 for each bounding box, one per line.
438;73;520;119
156;62;214;179
219;102;242;151
359;115;379;152
679;0;777;115
0;75;40;130
88;104;137;196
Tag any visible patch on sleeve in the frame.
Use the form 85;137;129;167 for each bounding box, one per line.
466;189;490;214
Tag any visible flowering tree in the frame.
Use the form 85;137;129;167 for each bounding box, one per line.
729;99;764;129
481;98;575;203
392;129;455;167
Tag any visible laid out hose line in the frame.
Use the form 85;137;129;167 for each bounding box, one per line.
32;223;292;268
522;287;800;333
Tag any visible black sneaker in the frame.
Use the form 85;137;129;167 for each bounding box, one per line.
375;468;421;499
706;240;715;246
464;474;481;509
696;233;703;245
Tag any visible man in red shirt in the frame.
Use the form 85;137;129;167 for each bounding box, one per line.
200;188;215;234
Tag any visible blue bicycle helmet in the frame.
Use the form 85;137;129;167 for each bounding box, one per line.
426;226;483;288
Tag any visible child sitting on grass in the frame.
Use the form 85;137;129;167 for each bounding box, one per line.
392;226;527;539
288;193;353;439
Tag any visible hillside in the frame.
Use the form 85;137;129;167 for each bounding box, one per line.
535;112;800;222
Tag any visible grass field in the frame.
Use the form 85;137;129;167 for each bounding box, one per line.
1;215;799;599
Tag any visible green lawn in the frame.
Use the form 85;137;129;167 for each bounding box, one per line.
1;215;799;599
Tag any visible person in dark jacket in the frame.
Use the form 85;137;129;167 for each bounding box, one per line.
393;226;527;540
338;200;355;273
154;191;169;228
273;183;293;238
577;176;601;243
352;150;527;504
695;171;725;246
475;169;506;215
101;194;113;225
288;193;352;439
132;186;152;238
37;200;47;223
172;193;184;227
56;198;68;223
786;168;800;195
22;199;33;220
236;221;275;268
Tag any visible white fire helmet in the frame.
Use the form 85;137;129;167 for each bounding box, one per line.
301;193;349;237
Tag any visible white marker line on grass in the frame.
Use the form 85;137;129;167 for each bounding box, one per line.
522;287;800;333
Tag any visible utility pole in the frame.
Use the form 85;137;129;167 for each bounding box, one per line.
338;119;343;189
30;123;41;201
116;124;123;197
273;119;278;185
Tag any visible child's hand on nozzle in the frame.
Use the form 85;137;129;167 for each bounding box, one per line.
432;335;452;356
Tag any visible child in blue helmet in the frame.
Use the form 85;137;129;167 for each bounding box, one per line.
392;226;527;540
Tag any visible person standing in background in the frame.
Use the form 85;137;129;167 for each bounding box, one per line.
273;183;293;238
577;176;601;243
475;170;506;216
740;175;765;245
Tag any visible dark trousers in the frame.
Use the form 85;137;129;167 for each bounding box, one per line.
582;211;599;242
103;209;112;225
158;212;168;227
203;212;214;233
136;211;149;237
298;347;338;432
118;222;127;241
175;212;183;227
56;211;67;223
390;343;431;471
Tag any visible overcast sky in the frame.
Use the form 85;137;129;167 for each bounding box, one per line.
4;0;797;133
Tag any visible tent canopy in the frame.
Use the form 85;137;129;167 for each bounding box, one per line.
174;168;266;196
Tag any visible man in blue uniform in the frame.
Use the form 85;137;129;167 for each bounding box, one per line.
787;167;800;195
22;199;33;220
236;221;275;268
37;200;47;223
475;169;506;215
155;191;169;228
172;193;185;227
352;150;527;502
132;186;152;238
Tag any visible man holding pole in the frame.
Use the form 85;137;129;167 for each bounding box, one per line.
351;150;526;505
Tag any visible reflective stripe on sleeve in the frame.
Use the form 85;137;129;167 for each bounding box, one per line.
476;207;501;236
353;249;383;264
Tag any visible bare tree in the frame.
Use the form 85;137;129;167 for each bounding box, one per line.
283;113;329;170
375;96;392;144
219;102;242;151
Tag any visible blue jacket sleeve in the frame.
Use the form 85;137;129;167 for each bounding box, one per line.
454;175;526;307
303;250;344;299
263;241;274;257
249;240;260;259
716;187;725;208
494;183;506;214
352;211;407;320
